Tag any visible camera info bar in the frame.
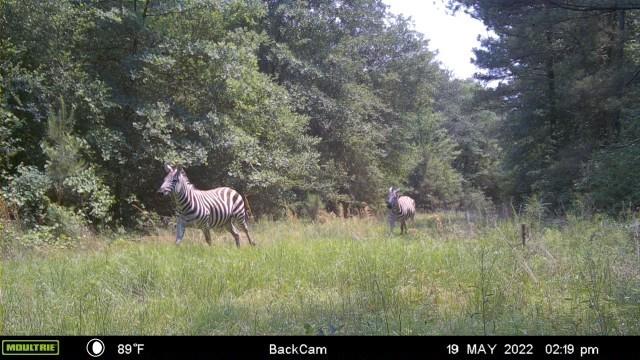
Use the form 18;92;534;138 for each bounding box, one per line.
1;335;638;359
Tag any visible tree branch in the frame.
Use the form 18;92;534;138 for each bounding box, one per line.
546;1;640;11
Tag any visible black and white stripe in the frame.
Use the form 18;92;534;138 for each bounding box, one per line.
158;164;255;247
386;187;416;234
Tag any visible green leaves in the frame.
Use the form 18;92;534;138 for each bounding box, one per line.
1;165;51;227
0;0;508;225
62;167;115;225
261;0;454;208
42;99;88;200
118;1;323;215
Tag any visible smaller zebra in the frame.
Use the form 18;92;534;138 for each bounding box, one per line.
386;187;416;235
157;164;255;247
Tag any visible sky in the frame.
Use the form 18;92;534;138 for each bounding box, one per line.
383;0;493;80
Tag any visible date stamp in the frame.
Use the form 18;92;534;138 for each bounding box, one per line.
446;343;533;355
446;343;600;357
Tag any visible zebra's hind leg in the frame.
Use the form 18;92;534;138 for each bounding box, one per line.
226;223;241;248
203;228;212;246
239;220;255;246
401;220;406;235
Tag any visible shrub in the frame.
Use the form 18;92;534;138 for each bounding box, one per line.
0;219;20;258
63;167;115;226
45;203;89;239
0;165;51;228
523;193;550;224
300;193;323;221
17;225;75;250
461;188;494;214
409;155;463;210
126;194;163;234
41;100;115;226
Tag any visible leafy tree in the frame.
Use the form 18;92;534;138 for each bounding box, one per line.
0;0;509;228
260;0;454;210
444;81;504;201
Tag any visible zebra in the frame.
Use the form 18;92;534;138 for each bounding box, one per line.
386;187;416;235
157;164;255;247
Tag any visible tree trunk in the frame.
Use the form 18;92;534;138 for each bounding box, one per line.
545;30;559;159
611;9;625;140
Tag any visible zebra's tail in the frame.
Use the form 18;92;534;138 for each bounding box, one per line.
241;193;253;223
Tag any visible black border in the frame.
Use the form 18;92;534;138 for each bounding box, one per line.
1;335;638;359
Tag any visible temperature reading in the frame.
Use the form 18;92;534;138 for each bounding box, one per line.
117;343;144;355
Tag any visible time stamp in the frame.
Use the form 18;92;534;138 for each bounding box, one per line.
446;343;600;357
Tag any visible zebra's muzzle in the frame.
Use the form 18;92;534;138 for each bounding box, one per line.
386;203;392;209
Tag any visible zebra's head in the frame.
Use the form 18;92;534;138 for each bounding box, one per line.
387;187;399;209
158;164;183;196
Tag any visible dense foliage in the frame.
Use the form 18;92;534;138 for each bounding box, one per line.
451;0;640;213
1;0;501;234
3;0;637;237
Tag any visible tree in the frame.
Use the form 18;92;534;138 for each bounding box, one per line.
0;0;508;228
451;0;640;211
260;0;454;211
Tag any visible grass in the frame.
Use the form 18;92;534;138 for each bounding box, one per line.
1;213;639;335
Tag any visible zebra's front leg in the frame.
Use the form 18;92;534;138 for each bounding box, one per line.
203;227;212;246
401;220;406;235
388;214;396;235
176;218;187;245
226;223;241;248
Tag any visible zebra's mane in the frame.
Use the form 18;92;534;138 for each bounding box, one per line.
177;171;197;191
176;171;219;195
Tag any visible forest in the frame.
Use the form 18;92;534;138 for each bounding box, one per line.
2;0;640;337
2;0;639;237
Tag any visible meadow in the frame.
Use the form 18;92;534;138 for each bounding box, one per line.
1;212;639;335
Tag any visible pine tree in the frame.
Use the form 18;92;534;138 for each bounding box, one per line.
41;98;87;204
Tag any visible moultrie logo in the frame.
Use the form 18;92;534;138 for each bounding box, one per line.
2;340;60;355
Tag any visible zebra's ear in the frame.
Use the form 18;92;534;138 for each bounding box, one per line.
164;164;173;173
389;187;394;193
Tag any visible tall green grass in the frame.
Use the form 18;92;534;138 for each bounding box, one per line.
2;213;639;335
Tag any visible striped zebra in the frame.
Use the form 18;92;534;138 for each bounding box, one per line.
157;164;255;247
386;187;416;235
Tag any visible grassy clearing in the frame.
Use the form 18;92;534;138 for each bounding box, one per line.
1;213;639;335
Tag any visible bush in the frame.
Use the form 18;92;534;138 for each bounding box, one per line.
45;203;89;239
300;193;323;221
126;195;163;234
17;225;75;250
522;193;550;224
409;156;463;210
63;167;115;226
460;188;494;214
0;204;86;257
41;98;115;227
1;165;51;228
0;219;20;258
